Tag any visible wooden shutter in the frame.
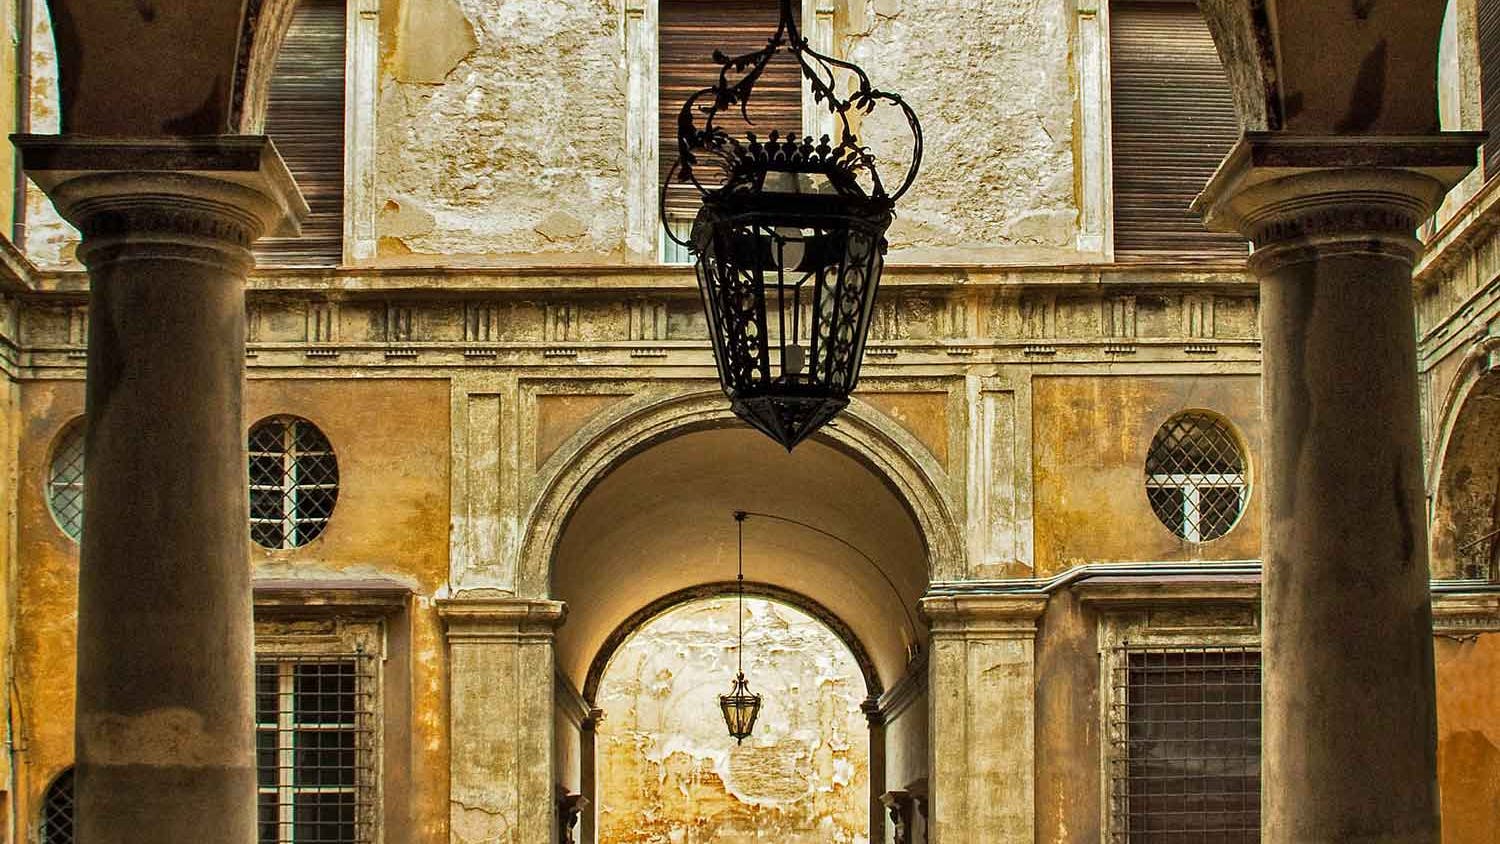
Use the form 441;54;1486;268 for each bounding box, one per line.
1481;0;1500;179
1110;0;1246;260
256;0;346;267
660;0;803;219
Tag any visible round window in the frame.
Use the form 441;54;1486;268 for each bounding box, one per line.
248;416;339;549
47;421;85;541
1145;411;1248;542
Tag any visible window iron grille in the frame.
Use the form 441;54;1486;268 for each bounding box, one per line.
249;416;340;550
1109;644;1261;843
47;422;85;540
256;653;377;844
41;767;74;844
1145;412;1248;542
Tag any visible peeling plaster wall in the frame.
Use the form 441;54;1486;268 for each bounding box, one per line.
841;0;1079;262
596;598;870;843
24;0;79;268
376;0;628;261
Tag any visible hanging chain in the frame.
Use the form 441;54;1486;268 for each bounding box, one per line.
736;510;746;676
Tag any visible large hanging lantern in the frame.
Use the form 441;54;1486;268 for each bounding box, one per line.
664;0;922;450
720;511;763;743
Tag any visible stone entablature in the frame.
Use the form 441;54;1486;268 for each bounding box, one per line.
6;265;1260;377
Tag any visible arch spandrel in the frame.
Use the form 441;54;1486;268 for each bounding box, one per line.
516;387;964;600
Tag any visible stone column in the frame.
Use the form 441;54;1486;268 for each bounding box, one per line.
919;593;1046;844
862;696;887;844
13;136;303;843
1195;132;1482;843
580;707;602;844
439;598;567;844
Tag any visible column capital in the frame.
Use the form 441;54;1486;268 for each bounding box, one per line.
13;134;307;267
919;593;1047;637
437;597;568;643
1193;132;1483;270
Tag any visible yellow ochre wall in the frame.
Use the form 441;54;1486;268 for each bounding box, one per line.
13;377;453;842
1032;374;1264;575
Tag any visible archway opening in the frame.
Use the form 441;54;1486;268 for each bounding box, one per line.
594;595;870;842
547;423;935;842
1433;370;1500;579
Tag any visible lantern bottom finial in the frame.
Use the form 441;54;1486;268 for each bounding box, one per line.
732;393;848;451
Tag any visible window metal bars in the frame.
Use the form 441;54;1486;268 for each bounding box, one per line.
1145;412;1248;542
1109;645;1261;843
40;767;75;844
249;417;339;550
255;654;377;844
47;423;85;540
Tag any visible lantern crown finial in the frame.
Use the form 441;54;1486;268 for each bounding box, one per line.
663;0;922;211
665;0;921;450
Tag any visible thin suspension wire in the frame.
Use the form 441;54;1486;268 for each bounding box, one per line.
736;511;746;676
735;509;921;654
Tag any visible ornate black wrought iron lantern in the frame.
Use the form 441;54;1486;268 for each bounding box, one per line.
720;511;762;743
664;0;922;450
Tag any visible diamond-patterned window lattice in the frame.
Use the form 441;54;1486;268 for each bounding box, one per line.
41;767;74;844
1145;411;1248;542
249;416;340;550
47;422;85;541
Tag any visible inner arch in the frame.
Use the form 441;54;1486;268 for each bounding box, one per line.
552;426;930;696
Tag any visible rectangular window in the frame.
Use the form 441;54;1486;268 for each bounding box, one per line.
1109;0;1247;260
658;0;802;262
255;0;348;267
255;653;377;844
1109;645;1261;842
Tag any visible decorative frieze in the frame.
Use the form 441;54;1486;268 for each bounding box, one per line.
15;277;1266;375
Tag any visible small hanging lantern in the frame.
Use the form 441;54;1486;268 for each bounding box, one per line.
720;511;763;743
664;0;922;450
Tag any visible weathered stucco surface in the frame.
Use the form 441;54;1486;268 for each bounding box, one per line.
842;0;1078;262
596;598;870;843
1435;633;1500;844
25;0;79;268
15;378;454;842
377;0;628;260
1032;374;1264;574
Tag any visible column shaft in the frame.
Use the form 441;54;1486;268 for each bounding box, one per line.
1195;133;1481;843
14;136;304;843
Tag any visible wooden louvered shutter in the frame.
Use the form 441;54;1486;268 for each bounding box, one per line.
1481;0;1500;179
659;0;803;221
1110;0;1246;260
256;0;346;267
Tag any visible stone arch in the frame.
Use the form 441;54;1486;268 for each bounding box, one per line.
518;387;964;600
582;580;884;708
1428;336;1500;579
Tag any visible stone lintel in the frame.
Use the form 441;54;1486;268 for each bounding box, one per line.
919;593;1047;637
12;134;308;239
1073;578;1260;608
437;597;567;643
252;578;413;616
1193;132;1484;246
